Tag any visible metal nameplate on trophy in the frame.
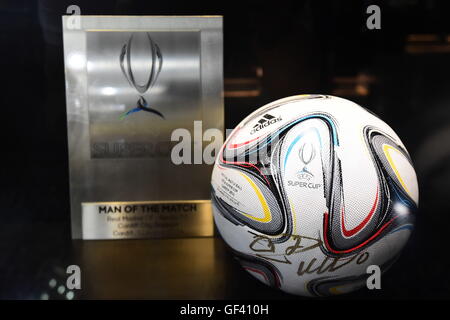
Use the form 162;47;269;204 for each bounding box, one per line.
62;16;223;239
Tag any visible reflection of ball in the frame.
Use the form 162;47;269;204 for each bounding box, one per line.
211;95;419;297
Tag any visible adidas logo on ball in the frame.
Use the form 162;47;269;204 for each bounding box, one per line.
250;113;282;134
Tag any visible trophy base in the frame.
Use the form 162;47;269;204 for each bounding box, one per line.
79;200;213;240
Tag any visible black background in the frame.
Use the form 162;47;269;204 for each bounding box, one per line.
0;0;449;299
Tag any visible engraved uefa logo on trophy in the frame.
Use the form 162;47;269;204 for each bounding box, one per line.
119;32;164;119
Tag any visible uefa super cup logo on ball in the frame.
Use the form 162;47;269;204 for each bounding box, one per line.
119;32;164;119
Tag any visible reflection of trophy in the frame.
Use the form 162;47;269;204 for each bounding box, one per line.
119;33;163;119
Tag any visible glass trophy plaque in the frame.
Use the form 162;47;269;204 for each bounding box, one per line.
62;16;223;239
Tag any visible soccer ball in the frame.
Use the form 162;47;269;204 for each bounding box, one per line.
211;95;418;297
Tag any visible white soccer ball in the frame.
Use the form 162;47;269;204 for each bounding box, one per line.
211;95;418;297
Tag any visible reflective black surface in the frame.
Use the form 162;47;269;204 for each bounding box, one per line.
1;0;450;299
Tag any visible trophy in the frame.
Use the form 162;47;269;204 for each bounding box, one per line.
62;16;223;239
